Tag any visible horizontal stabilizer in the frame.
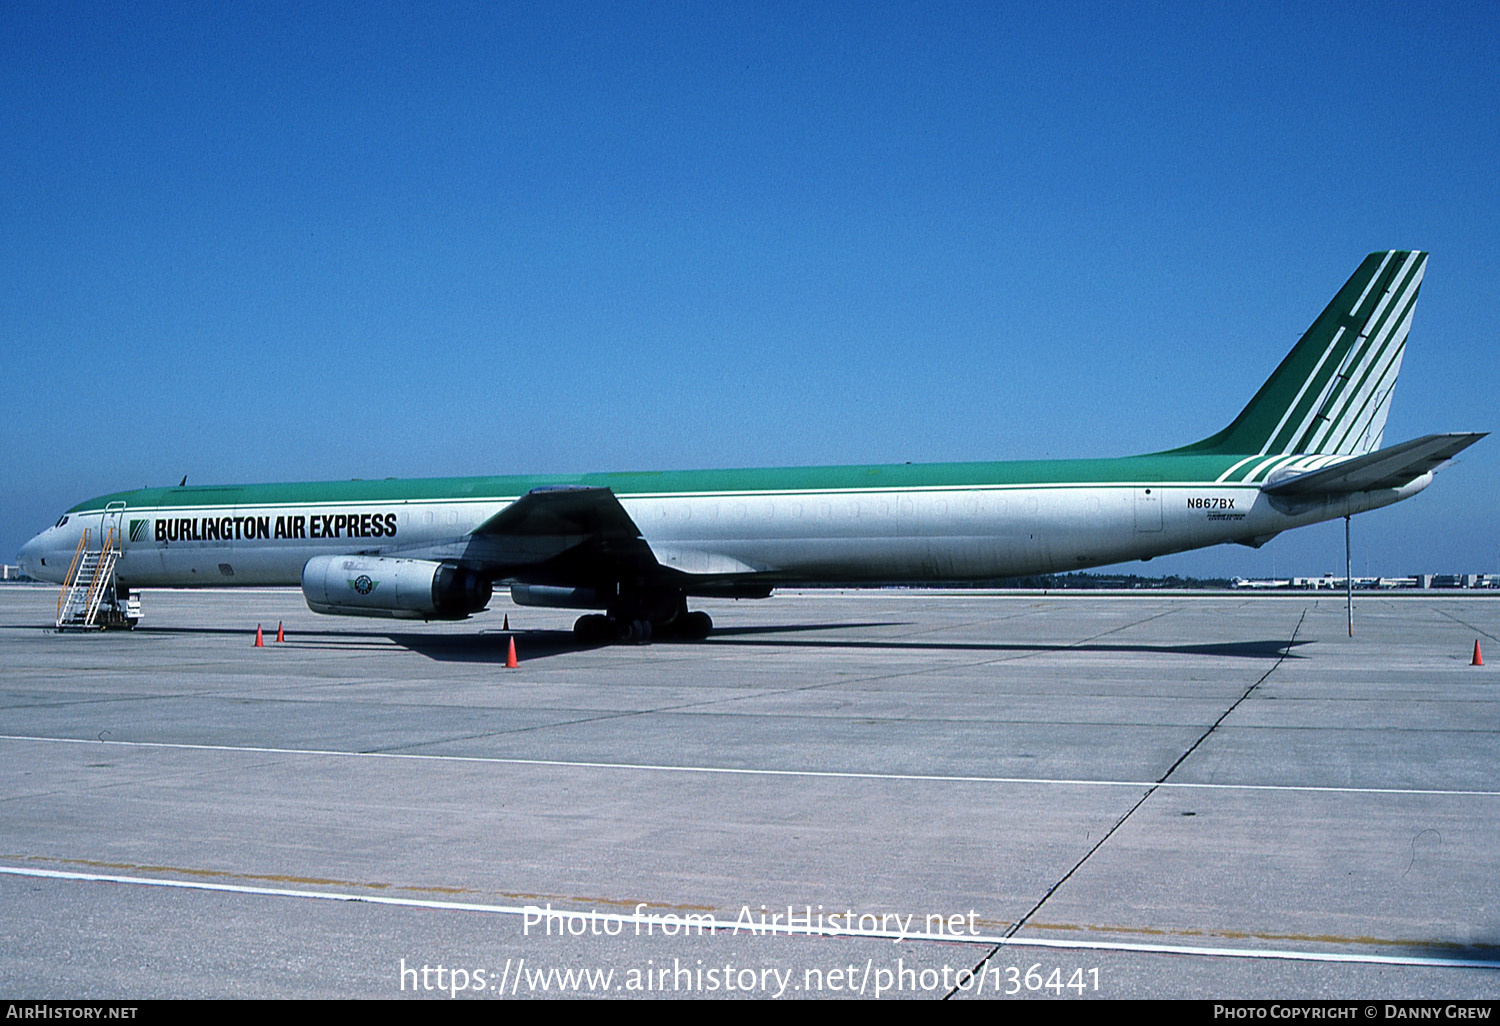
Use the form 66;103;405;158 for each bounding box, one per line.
1261;433;1485;496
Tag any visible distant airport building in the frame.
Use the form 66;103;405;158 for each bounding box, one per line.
1233;573;1499;590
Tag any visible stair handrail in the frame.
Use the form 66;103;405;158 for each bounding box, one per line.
56;529;91;624
81;528;118;627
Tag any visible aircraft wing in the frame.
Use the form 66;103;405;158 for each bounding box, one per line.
463;486;659;577
462;486;773;598
473;485;643;539
1261;433;1485;496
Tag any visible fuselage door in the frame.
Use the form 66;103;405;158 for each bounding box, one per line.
103;501;127;548
1134;487;1163;532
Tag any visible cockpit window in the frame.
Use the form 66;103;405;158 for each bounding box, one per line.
54;515;69;528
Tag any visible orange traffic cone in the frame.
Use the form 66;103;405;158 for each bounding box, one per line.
1474;641;1484;666
276;622;285;643
254;624;264;647
506;636;518;669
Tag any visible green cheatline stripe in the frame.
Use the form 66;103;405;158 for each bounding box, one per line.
1287;254;1423;454
1236;453;1298;484
66;452;1274;513
1237;451;1350;485
62;254;1435;514
1213;455;1262;482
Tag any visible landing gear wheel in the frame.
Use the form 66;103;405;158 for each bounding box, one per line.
573;614;610;642
678;610;713;640
615;618;653;645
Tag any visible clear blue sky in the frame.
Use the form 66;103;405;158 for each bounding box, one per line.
4;2;1497;577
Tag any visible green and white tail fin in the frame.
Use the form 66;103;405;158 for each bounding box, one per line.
1176;250;1427;457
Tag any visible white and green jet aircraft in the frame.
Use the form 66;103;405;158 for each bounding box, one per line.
18;251;1483;641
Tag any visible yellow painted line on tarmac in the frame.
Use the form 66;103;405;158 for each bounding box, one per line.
4;865;1498;971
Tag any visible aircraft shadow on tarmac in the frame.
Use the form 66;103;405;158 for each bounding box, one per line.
384;622;905;662
306;623;1308;664
698;630;1306;660
18;621;1310;664
1385;937;1500;964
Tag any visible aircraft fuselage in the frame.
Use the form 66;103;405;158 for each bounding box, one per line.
18;455;1426;589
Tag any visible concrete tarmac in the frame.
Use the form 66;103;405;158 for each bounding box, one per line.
1;585;1497;1000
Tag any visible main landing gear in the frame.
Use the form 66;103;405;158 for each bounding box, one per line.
572;596;713;645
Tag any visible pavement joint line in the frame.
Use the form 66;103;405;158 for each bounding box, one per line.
3;734;1498;797
1432;608;1500;646
1157;608;1306;783
949;608;1308;999
1;866;1496;972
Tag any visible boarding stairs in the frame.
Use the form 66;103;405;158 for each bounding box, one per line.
56;527;131;630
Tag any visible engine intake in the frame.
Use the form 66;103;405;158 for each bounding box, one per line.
302;555;491;620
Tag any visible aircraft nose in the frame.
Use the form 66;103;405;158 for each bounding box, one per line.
16;533;42;578
17;528;62;583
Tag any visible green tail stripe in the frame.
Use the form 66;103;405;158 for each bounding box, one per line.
1273;252;1422;454
1317;288;1417;455
1171;251;1425;457
1328;339;1404;454
1284;255;1423;453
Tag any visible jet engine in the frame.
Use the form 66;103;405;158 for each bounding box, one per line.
301;555;492;620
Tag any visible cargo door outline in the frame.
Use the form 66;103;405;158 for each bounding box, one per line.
1134;486;1163;532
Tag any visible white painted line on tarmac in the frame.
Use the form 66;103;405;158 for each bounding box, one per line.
2;865;1495;971
3;734;1499;798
